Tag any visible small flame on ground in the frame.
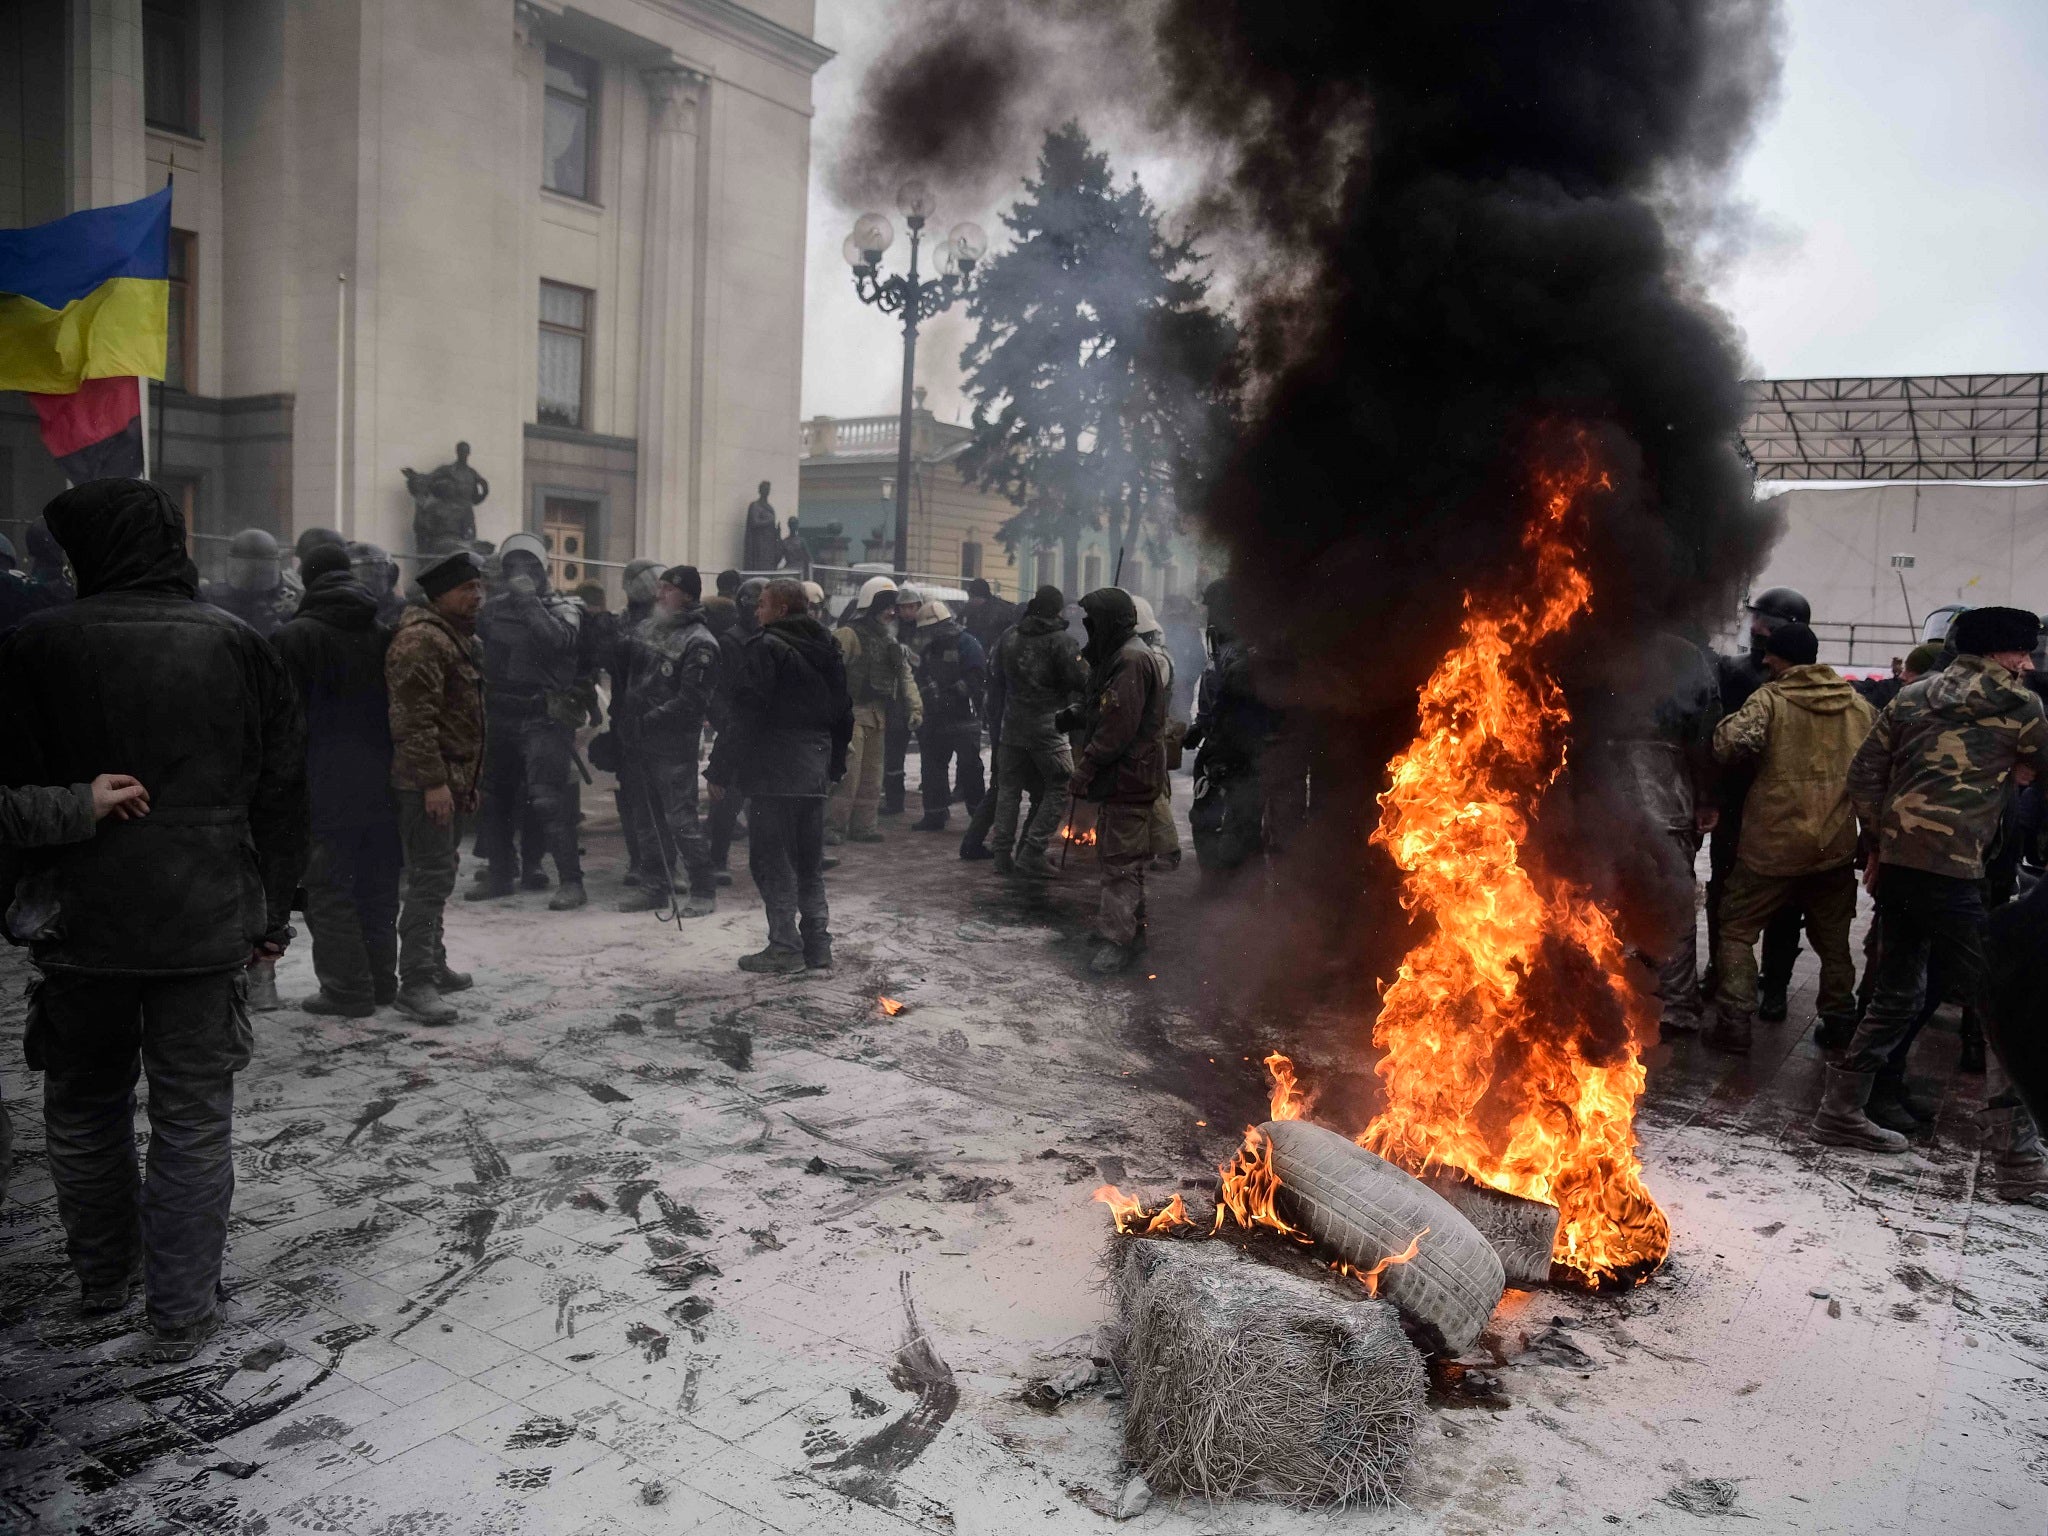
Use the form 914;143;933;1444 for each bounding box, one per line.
1092;1183;1193;1236
876;996;906;1017
1059;824;1098;848
1264;1052;1313;1122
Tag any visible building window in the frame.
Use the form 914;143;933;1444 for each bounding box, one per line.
537;281;591;429
144;0;198;134
960;540;982;581
543;46;599;200
542;497;596;589
165;229;195;391
1083;551;1103;590
1123;559;1145;596
1034;549;1055;589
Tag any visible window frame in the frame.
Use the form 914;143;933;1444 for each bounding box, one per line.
541;44;600;203
165;229;196;392
536;279;593;431
959;539;982;581
143;0;200;136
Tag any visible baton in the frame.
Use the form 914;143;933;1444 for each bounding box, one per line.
571;745;594;785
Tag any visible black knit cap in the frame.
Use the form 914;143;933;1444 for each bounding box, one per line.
965;577;992;598
419;549;485;599
301;544;354;583
1026;584;1064;619
1950;606;2041;658
660;564;702;599
1764;621;1819;666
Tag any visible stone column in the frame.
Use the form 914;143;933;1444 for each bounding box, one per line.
68;0;148;210
635;65;707;564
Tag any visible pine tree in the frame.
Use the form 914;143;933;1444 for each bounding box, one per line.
958;123;1236;591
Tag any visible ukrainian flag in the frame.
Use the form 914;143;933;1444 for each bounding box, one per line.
0;185;171;394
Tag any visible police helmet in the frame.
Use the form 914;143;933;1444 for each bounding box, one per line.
229;528;281;560
1746;586;1811;626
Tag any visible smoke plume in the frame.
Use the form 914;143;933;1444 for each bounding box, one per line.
836;0;1787;988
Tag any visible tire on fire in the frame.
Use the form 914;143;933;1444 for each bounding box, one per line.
1262;1120;1507;1355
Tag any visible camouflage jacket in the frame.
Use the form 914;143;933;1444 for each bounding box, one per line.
386;605;487;807
835;615;922;727
1847;655;2046;879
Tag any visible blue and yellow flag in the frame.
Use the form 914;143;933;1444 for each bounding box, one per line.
0;185;171;395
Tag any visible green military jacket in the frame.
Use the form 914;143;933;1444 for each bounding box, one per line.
1847;655;2045;879
834;615;921;726
1712;664;1873;875
386;605;488;808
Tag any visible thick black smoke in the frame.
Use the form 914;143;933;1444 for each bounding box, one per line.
837;0;1787;996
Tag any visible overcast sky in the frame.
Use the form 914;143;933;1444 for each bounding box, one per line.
798;0;2048;423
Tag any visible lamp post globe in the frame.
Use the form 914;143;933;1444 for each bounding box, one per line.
851;211;894;264
896;178;938;225
948;221;988;267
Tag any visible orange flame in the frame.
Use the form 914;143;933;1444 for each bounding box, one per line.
1360;443;1669;1286
1212;1125;1297;1236
1093;1183;1194;1236
1060;825;1098;848
1264;1052;1313;1122
1342;1226;1428;1297
876;997;906;1017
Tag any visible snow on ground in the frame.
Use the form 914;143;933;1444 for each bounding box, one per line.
0;786;2043;1535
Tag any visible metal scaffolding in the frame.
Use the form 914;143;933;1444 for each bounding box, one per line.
1739;373;2048;482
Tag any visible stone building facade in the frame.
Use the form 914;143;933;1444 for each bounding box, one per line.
0;0;827;591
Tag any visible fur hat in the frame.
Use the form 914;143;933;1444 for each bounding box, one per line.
1950;606;2041;658
419;549;485;599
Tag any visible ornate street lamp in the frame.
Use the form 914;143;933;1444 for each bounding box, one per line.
845;178;987;574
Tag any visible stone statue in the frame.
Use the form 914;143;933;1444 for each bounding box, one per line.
402;441;490;554
777;515;811;580
743;481;780;570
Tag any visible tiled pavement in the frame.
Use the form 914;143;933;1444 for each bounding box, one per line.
1;805;2044;1534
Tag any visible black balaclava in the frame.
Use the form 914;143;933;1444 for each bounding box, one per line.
1079;587;1138;668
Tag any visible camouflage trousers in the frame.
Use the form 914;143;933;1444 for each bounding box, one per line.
1093;801;1154;946
397;793;470;989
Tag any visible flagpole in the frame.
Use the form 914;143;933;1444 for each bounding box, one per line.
139;376;151;479
335;272;348;535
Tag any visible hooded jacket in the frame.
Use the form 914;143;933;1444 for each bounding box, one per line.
1711;663;1873;875
1847;655;2046;879
1071;592;1169;804
0;479;307;973
273;571;396;833
707;615;854;798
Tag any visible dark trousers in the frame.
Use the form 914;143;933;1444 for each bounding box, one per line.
961;740;1002;851
304;822;403;1007
1707;822;1802;993
1715;862;1859;1028
918;722;985;815
1846;865;1987;1076
708;789;743;870
397;792;470;988
478;716;581;882
748;795;828;955
624;748;715;897
32;967;248;1327
617;755;651;875
991;740;1066;863
884;702;911;812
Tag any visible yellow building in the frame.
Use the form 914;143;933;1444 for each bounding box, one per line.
796;394;1211;605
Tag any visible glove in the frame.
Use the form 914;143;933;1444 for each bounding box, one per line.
508;574;539;597
1182;722;1206;752
1053;705;1083;735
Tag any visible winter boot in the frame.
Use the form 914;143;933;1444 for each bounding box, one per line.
520;868;551;891
245;960;281;1013
991;850;1015;875
680;892;717;918
1089;939;1135;976
394;983;459;1026
134;1311;221;1364
738;945;806;975
432;967;473;994
850;830;886;844
1013;853;1057;881
300;991;374;1019
1811;1065;1909;1151
1957;1010;1987;1075
1757;983;1789;1024
1865;1067;1931;1138
912;812;949;832
618;886;670;913
1702;1002;1752;1055
1981;1103;2048;1204
465;869;517;902
960;841;993;861
548;881;588;911
373;977;400;1007
79;1265;141;1317
805;938;834;973
714;868;734;887
824;829;846;847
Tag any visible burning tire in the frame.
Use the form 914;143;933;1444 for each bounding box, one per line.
1262;1120;1507;1355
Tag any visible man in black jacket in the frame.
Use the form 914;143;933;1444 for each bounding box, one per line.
705;576;765;882
274;544;401;1017
0;479;306;1360
707;579;852;973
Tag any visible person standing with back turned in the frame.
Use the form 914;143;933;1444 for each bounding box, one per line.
0;479;307;1361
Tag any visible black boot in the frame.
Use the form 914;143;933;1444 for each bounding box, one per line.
1866;1068;1930;1138
1813;1012;1856;1052
1757;983;1789;1024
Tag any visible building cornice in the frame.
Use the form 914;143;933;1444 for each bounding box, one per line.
636;0;835;75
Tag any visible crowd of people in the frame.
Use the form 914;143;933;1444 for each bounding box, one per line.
1;475;2042;1366
1614;588;2045;1199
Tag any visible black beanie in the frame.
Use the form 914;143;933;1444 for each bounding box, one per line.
1950;606;2041;658
1026;584;1064;619
301;544;354;583
660;564;702;600
1765;621;1819;666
